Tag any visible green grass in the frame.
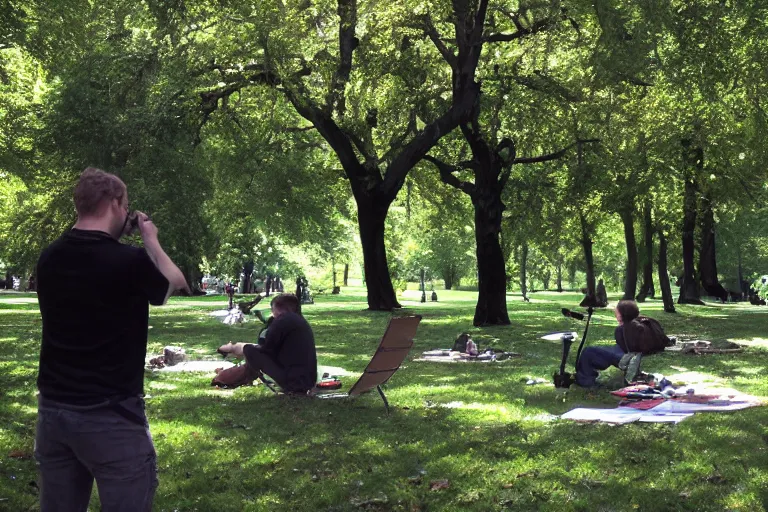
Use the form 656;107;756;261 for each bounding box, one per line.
2;287;768;511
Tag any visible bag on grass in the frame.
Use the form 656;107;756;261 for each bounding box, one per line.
211;364;255;389
453;333;471;353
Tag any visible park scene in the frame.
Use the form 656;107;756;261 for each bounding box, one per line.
2;1;768;511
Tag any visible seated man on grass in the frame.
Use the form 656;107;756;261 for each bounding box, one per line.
218;293;317;394
576;299;642;388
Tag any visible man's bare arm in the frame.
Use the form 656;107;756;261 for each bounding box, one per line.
138;212;190;302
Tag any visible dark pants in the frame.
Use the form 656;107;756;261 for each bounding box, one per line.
244;347;289;390
576;345;626;387
34;396;157;512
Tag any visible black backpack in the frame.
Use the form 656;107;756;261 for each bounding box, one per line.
623;316;673;354
453;333;471;353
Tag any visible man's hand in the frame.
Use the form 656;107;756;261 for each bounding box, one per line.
138;211;191;297
218;342;247;358
136;211;158;243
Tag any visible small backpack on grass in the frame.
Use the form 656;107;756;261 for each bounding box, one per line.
453;333;471;353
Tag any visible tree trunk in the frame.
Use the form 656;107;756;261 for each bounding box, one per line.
658;229;676;313
620;208;638;300
358;201;401;310
678;142;704;304
568;261;577;290
3;271;11;290
472;185;510;326
737;248;745;298
343;263;349;286
579;213;597;306
636;201;655;301
519;242;529;301
542;269;551;291
443;268;454;290
556;262;563;292
698;194;728;302
182;264;203;295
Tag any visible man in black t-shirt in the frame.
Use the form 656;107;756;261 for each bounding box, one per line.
35;167;188;512
218;293;318;393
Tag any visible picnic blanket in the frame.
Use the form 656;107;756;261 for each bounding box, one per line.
416;349;521;363
148;360;236;373
561;386;763;424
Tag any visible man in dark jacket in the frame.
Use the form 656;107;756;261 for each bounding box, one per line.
218;293;317;393
35;167;189;512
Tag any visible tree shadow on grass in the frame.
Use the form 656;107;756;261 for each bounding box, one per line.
144;386;768;512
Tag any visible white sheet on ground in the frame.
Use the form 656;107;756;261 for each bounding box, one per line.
560;407;644;424
152;360;235;372
541;331;578;341
561;407;694;424
650;400;759;413
637;413;693;424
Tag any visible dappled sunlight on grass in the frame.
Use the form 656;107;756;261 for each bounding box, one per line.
3;290;768;510
729;336;768;349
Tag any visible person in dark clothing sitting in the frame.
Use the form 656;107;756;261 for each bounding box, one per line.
575;299;639;388
218;293;317;393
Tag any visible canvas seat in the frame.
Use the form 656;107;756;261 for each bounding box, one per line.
261;315;422;413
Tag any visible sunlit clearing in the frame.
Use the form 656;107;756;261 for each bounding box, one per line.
148;382;178;390
729;337;768;349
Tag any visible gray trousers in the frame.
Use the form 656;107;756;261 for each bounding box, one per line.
34;396;157;512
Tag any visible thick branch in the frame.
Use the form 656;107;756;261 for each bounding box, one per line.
423;15;457;69
328;0;358;114
423;155;476;197
380;111;417;163
379;78;480;202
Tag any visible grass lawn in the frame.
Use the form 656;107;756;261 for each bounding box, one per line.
1;287;768;511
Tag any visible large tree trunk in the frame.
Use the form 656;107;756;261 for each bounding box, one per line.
658;229;676;313
343;263;349;286
698;194;728;302
579;213;597;306
519;242;529;301
737;248;745;298
443;266;454;290
678;142;704;304
181;264;203;295
620;208;638;300
472;184;510;326
636;201;655;301
3;271;12;290
358;201;401;310
556;262;563;292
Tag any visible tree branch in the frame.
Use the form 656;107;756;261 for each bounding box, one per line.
512;139;599;165
328;0;359;114
484;16;560;43
422;14;458;69
423;155;476;197
380;111;417;163
280;125;316;132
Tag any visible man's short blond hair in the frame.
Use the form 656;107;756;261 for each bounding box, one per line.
74;167;127;216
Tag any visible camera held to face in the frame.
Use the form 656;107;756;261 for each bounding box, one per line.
122;211;140;237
